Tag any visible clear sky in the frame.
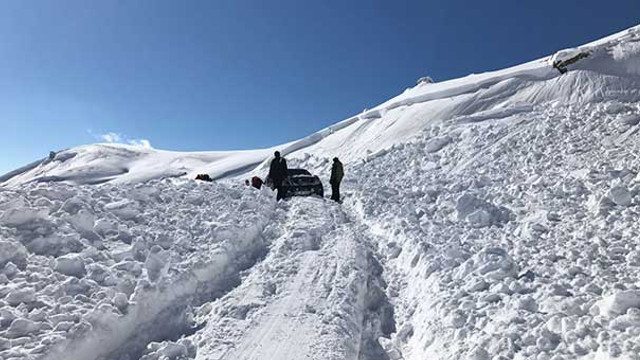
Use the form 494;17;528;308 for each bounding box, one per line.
1;0;639;174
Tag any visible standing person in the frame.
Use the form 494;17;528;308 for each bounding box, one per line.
330;157;344;202
268;151;288;201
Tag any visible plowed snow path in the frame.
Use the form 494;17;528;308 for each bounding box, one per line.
191;197;393;360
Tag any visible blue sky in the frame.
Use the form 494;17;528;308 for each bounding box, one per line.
1;0;639;174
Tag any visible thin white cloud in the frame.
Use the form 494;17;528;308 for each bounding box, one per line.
88;130;153;149
128;139;152;149
100;132;122;143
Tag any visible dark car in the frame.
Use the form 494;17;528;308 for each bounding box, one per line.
266;168;324;198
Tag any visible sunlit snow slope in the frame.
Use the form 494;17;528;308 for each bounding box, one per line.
2;24;640;360
3;26;639;187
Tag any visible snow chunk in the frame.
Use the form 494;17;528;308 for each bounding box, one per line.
28;233;85;256
113;293;129;311
7;318;40;338
473;247;518;281
515;295;539;312
610;312;640;331
66;209;96;233
0;207;48;227
0;241;27;268
145;245;170;282
605;102;632;115
425;136;451;153
105;199;139;221
455;193;511;228
618;113;640;126
466;346;490;360
463;277;489;293
455;247;517;282
595;290;640;317
6;287;36;306
466;209;492;228
54;254;86;277
608;185;632;206
94;218;117;236
140;339;196;360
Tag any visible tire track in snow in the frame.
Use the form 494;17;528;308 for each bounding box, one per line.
189;197;394;360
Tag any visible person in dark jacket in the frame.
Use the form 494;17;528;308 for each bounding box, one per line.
251;176;263;189
330;157;344;202
268;151;288;200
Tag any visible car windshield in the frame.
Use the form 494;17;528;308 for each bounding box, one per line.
287;169;311;176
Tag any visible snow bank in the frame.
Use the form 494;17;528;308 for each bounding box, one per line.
0;179;276;360
347;98;640;359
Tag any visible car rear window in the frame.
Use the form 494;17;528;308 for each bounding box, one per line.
288;169;311;176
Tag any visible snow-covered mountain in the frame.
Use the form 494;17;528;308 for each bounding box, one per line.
4;25;640;188
2;25;640;360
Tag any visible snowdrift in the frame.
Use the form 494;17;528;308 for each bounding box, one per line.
0;180;277;359
0;144;275;187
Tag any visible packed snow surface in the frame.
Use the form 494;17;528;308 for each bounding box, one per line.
2;24;640;360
